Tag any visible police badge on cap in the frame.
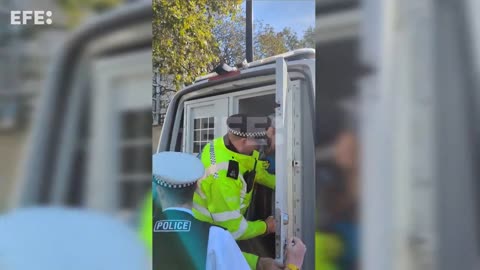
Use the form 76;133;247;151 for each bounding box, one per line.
226;114;271;138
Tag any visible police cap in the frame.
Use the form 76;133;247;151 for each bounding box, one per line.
152;152;205;189
226;114;270;138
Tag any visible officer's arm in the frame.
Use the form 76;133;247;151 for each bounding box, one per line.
208;179;267;240
255;162;276;189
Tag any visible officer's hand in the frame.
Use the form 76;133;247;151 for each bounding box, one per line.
257;257;283;270
285;237;306;269
264;216;276;234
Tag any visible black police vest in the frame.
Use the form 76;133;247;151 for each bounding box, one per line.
153;209;212;270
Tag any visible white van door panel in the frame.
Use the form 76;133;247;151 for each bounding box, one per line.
275;58;302;264
184;98;229;154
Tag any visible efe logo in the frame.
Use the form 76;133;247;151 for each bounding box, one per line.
10;11;53;25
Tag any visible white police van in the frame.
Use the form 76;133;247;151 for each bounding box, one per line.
156;49;316;268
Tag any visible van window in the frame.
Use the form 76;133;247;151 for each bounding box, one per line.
193;117;215;153
119;109;152;210
238;94;275;116
183;97;228;154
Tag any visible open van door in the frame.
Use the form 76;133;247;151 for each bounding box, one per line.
274;57;292;264
274;58;315;269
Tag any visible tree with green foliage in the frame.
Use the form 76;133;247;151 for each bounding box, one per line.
254;23;289;59
301;26;315;49
280;27;302;51
255;24;315;59
153;1;313;89
215;13;314;65
153;0;243;88
212;14;246;67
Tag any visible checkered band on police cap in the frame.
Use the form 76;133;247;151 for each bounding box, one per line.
226;114;270;138
152;176;197;189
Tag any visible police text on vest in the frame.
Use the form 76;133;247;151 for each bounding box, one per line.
154;220;191;232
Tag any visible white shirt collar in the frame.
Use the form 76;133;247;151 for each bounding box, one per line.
162;207;193;215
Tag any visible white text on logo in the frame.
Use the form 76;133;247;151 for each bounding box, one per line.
10;11;53;25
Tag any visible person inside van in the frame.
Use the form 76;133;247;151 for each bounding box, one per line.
261;113;276;175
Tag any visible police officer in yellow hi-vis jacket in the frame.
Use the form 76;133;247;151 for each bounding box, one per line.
193;114;277;269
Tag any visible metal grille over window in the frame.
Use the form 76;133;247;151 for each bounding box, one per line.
193;117;214;153
120;110;151;210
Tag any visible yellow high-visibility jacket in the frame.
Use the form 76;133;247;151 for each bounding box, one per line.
193;137;275;268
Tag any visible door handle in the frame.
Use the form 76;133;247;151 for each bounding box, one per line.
275;208;289;262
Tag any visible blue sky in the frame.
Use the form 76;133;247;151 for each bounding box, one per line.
242;0;315;37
